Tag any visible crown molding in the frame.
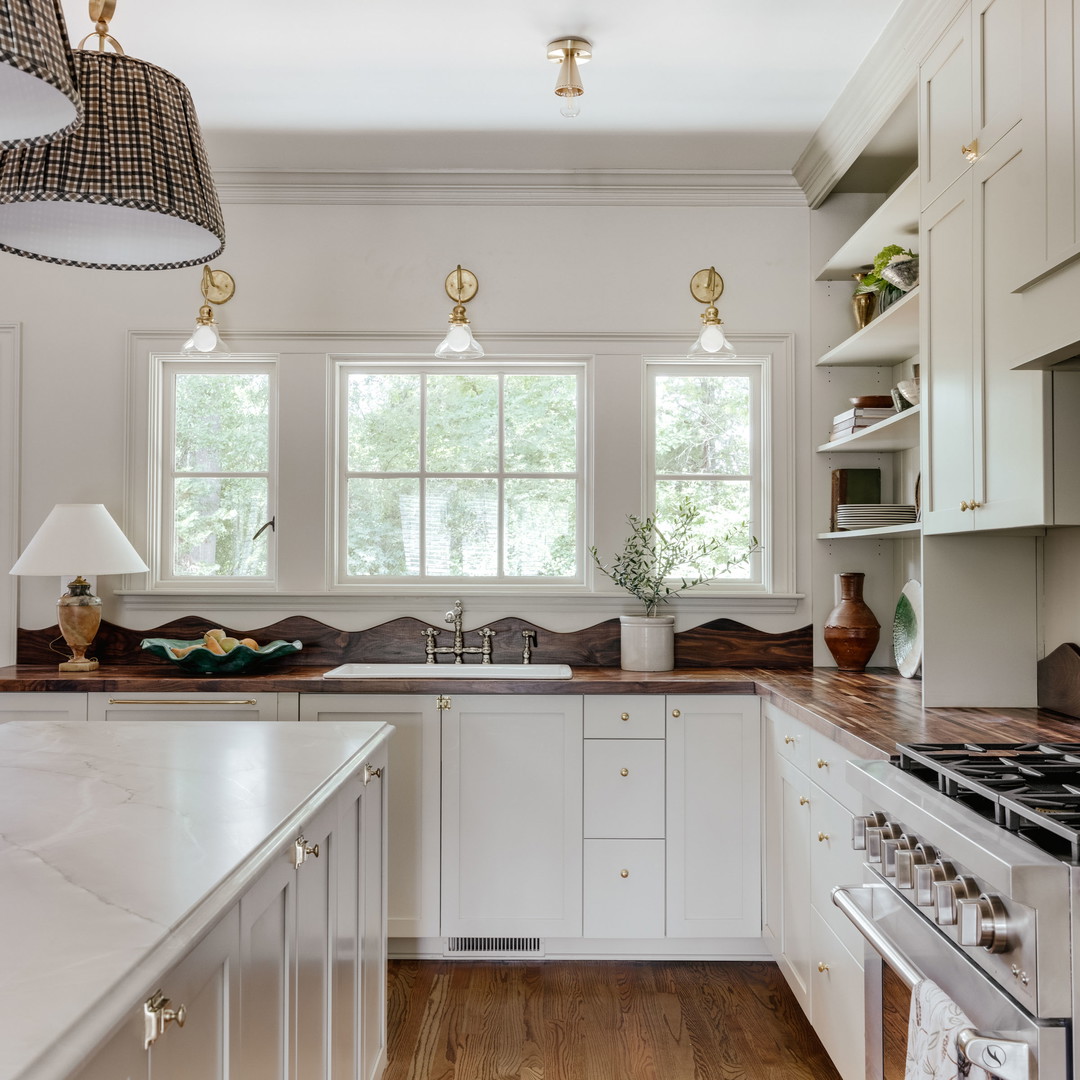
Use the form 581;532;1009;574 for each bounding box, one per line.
794;0;966;208
214;168;808;207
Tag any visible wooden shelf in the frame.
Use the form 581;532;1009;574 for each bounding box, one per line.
815;287;920;367
817;404;920;453
817;523;922;541
816;170;919;281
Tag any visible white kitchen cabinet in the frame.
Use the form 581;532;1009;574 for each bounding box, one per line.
238;741;388;1080
763;703;867;1079
69;908;241;1080
583;737;665;839
583;839;665;938
88;691;295;722
0;691;86;721
919;0;1022;209
300;694;440;941
441;694;583;938
665;694;761;939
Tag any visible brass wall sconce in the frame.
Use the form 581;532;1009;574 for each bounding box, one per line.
688;267;736;358
547;37;592;119
182;266;235;356
435;266;485;358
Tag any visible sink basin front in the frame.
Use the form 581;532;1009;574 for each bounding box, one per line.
322;663;573;680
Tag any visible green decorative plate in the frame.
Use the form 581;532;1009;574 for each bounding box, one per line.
892;580;923;679
140;637;303;674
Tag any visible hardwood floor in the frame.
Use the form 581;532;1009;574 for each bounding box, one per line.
385;959;842;1080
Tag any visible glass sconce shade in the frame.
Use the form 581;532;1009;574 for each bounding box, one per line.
435;320;485;359
0;0;82;148
182;307;231;356
688;321;736;358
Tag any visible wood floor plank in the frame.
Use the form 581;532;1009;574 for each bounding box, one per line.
384;959;842;1080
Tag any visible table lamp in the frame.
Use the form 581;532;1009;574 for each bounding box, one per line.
9;504;149;671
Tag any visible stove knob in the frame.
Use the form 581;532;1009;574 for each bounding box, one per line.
881;834;917;878
851;812;888;850
935;875;980;926
866;823;903;863
957;894;1010;953
895;848;929;889
915;842;939;864
914;859;957;907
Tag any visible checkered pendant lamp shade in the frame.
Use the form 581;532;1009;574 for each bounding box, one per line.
0;48;225;270
0;0;82;148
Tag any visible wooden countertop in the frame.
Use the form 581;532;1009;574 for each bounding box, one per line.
3;663;1079;758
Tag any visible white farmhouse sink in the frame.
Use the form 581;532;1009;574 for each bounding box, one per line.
322;663;573;680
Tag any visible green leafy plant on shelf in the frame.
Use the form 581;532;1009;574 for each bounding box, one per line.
853;244;918;307
590;497;758;617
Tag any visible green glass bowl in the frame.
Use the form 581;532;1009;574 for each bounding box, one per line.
140;637;303;674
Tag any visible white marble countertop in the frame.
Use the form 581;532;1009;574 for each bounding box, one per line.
0;719;392;1080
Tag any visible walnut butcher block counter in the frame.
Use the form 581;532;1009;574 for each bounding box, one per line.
2;663;1078;757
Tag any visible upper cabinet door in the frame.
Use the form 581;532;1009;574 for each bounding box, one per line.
920;0;1022;209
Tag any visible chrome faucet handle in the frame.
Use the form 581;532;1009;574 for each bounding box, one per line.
444;599;464;625
522;629;536;664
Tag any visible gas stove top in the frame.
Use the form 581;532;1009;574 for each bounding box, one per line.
896;742;1080;862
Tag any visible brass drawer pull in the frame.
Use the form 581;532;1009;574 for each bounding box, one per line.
108;698;258;706
799;796;810;806
620;869;630;878
620;768;629;777
620;712;630;721
817;758;829;769
818;962;830;973
818;832;830;843
784;735;796;745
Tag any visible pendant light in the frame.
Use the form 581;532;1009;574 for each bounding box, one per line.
0;0;224;270
435;266;484;359
547;37;591;119
0;0;83;148
688;267;736;358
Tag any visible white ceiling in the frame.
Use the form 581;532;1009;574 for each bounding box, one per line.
61;0;904;175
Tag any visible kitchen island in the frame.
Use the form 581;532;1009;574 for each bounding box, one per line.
0;718;391;1080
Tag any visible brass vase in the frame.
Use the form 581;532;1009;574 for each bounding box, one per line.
851;272;876;329
823;572;880;673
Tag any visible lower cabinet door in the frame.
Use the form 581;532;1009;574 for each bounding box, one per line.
359;744;388;1080
583;839;665;938
810;907;866;1080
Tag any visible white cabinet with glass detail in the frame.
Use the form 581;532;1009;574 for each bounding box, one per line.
762;702;870;1080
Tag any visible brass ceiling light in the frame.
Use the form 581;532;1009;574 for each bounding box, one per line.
688;267;736;358
182;266;235;357
0;0;224;270
547;37;591;119
435;266;484;358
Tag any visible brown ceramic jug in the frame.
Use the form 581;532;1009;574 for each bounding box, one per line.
823;571;880;672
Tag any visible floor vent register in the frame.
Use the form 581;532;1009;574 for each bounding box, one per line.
444;936;544;957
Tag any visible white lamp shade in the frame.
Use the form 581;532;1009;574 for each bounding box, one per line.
9;503;149;576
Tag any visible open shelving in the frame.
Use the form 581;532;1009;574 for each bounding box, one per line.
816;404;920;453
815;287;919;367
816;522;921;541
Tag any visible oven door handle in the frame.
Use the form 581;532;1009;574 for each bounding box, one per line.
832;886;1032;1080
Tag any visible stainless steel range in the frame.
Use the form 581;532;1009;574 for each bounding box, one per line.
838;742;1080;1080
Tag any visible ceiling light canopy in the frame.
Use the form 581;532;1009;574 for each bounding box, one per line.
435;266;484;359
547;37;591;119
0;0;225;270
688;267;736;358
0;0;82;148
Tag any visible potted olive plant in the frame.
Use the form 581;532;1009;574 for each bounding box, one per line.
591;498;758;671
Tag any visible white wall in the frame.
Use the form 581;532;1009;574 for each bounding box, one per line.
3;194;815;635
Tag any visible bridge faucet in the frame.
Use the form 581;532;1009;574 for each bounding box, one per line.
422;600;495;664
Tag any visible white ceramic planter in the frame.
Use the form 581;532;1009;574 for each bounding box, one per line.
619;614;675;671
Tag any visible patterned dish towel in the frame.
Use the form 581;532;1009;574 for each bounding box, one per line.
905;978;991;1080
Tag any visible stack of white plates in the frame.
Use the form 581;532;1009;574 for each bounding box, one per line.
835;504;917;529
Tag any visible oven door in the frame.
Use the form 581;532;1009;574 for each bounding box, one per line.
833;885;1070;1080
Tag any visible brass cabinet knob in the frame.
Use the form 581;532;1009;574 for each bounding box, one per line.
620;869;630;878
961;500;983;512
620;767;629;777
671;709;681;718
816;758;829;769
818;831;830;843
961;139;979;161
799;796;810;806
620;712;630;721
817;962;830;973
961;500;970;511
784;735;796;745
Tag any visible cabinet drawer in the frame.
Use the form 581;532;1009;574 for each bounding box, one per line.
808;730;865;813
810;908;866;1080
765;702;811;773
583;839;665;937
810;786;868;960
583;695;665;739
583;739;664;838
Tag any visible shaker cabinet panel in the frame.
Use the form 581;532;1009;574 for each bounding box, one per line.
583;839;665;938
88;691;287;722
583;738;665;839
583;694;665;738
0;692;86;722
921;12;973;207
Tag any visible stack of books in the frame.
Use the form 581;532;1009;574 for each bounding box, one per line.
829;405;896;441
